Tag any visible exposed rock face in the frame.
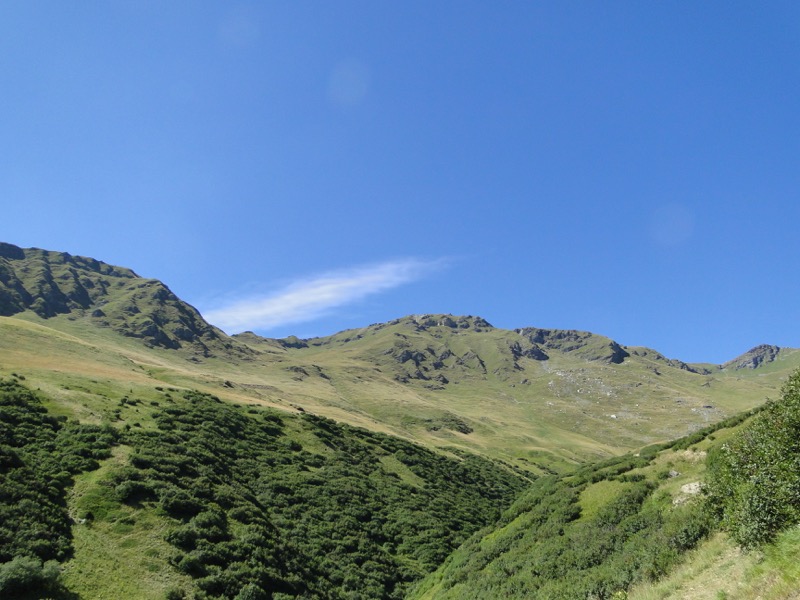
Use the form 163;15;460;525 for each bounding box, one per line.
627;347;709;375
515;328;630;364
402;314;494;331
278;335;309;349
722;344;781;370
0;243;227;354
509;341;549;361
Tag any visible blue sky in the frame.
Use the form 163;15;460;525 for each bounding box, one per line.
2;2;799;363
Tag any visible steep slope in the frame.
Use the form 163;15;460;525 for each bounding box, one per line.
0;242;230;355
407;412;753;600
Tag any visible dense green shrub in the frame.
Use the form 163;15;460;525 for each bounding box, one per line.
706;369;800;548
0;555;60;595
0;379;116;596
114;390;526;599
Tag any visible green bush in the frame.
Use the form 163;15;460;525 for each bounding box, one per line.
0;555;60;595
0;379;116;563
706;369;800;548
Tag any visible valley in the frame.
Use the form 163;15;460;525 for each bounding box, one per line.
1;242;799;599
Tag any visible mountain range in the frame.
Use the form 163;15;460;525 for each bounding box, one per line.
0;242;795;472
1;242;798;599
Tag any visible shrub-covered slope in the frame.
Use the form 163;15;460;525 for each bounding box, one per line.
0;379;526;599
411;368;800;600
408;411;759;600
0;378;117;597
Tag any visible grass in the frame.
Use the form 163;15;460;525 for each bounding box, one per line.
629;527;800;600
740;526;800;599
2;308;798;476
627;533;752;600
61;446;195;599
578;478;627;520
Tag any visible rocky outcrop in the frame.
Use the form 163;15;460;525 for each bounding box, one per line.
722;344;781;370
509;340;549;361
394;314;494;332
627;347;709;375
515;328;630;364
0;243;229;354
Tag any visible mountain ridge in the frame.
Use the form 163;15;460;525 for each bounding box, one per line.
1;242;800;599
1;241;797;473
0;242;785;370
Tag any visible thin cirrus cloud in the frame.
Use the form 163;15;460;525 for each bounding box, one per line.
203;258;446;334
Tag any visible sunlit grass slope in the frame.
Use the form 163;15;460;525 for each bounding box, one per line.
2;243;798;473
407;413;752;600
2;307;798;475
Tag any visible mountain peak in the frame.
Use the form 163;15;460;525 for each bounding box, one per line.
398;313;494;331
722;344;781;370
0;243;225;354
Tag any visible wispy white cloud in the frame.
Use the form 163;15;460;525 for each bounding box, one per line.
203;258;446;333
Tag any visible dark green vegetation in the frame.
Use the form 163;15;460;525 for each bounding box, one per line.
117;391;525;599
707;369;800;549
0;378;116;597
0;380;524;599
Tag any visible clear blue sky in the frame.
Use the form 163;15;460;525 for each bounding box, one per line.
2;2;799;363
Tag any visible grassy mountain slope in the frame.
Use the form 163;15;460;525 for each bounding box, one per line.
1;242;798;475
4;242;800;598
243;316;800;471
407;413;751;600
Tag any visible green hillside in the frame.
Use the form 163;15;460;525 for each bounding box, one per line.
410;370;800;600
2;243;798;475
2;242;800;599
0;378;525;599
407;415;744;600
